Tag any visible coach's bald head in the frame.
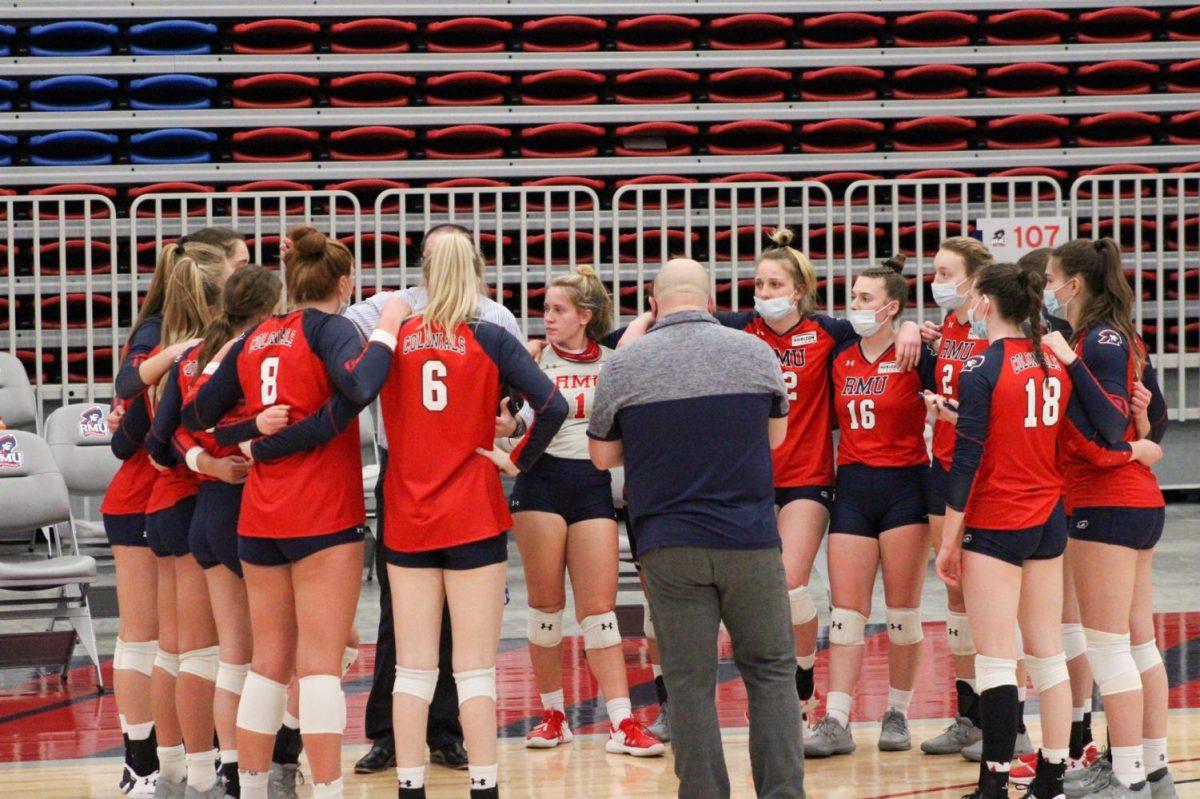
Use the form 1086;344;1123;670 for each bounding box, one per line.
652;258;714;317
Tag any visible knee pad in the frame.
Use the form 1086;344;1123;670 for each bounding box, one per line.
527;609;564;648
120;640;158;677
454;668;496;705
1024;651;1070;693
216;661;250;695
1131;640;1163;673
179;645;220;683
392;666;439;704
581;611;621;651
1084;629;1142;697
154;648;181;678
1062;623;1087;661
341;646;359;677
236;672;288;735
642;596;655;641
946;611;976;657
298;674;346;735
789;585;818;626
886;607;923;646
975;655;1018;693
113;638;126;672
828;608;867;647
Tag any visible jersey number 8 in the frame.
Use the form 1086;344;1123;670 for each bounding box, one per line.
260;357;280;405
1023;376;1062;428
422;360;448;411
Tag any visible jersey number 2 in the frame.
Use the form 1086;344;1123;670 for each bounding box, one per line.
1023;376;1062;428
260;357;279;405
422;360;448;411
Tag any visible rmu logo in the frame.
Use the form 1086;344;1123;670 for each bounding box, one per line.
555;374;598;389
940;340;979;361
841;375;888;396
0;434;22;469
777;349;806;368
78;406;108;438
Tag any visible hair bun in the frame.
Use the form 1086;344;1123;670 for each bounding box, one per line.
770;228;795;248
881;254;906;274
289;225;327;257
575;264;597;279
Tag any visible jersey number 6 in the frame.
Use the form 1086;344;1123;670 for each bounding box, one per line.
422;360;448;412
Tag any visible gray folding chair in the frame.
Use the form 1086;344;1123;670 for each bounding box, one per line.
46;403;122;553
0;352;38;434
0;430;102;687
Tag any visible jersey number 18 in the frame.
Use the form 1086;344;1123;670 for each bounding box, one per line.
1023;376;1062;428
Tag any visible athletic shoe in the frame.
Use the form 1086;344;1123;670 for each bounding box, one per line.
921;717;982;755
1066;759;1113;798
1149;771;1178;799
153;777;186;798
526;709;573;749
804;716;856;758
1079;774;1150;798
1011;753;1040;785
124;768;158;797
1017;745;1100;781
962;729;1034;762
268;762;302;799
182;784;225;799
647;702;671;743
217;762;238;797
605;718;665;757
877;709;911;751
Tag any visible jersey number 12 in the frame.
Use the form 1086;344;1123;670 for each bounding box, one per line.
1023;376;1061;428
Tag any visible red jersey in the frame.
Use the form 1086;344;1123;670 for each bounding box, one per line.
144;348;200;514
101;321;161;516
380;318;566;553
832;339;937;468
948;338;1072;530
932;310;990;470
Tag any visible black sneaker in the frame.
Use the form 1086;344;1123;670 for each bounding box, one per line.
354;736;396;774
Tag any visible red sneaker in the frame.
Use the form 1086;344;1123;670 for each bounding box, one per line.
525;709;573;749
1009;753;1039;785
606;717;666;757
1068;742;1099;773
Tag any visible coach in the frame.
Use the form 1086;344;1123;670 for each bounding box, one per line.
588;259;804;798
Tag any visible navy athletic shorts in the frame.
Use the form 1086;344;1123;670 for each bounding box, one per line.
1068;506;1166;551
927;460;952;517
238;526;364;567
384;532;508;571
509;455;616;525
963;500;1068;567
104;512;147;548
189;481;243;577
774;485;835;513
830;463;928;538
145;496;197;558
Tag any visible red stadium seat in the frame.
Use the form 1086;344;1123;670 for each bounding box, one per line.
707;68;792;103
612;69;699;104
15;350;54;382
1075;61;1160;95
472;232;515;266
893;65;976;100
983;115;1070;149
984;10;1068;45
231;74;318;109
813;172;883;204
425;178;508;212
712;172;791;207
1167;217;1200;251
519;16;606;52
521;176;605;210
707;120;791;155
613;15;700;51
898;221;966;256
893;11;977;47
800;118;884;153
708;14;793;50
329;73;416;107
34;240;113;275
349;233;410;269
807;224;883;259
800;13;885;48
424;125;509;159
1077;7;1159;44
1167;59;1200;93
0;297;12;328
614;122;698;157
618;229;700;262
519;70;605;105
424;72;511;106
525;230;602;264
329;126;416;161
1075;164;1157;198
67;347;113;383
28;184;117;218
424;18;512;53
984;63;1068;98
326;178;409;213
329;18;416;53
987;167;1069;200
615;175;697;209
40;293;113;328
231;19;319;54
712;225;773;261
896;169;976;202
520;123;605;158
1077;218;1157;251
1169;110;1200;144
1076;112;1160;147
231;127;319;163
800;66;883;101
1168;6;1200;40
892;117;976;151
228;181;313;215
127;182;215;216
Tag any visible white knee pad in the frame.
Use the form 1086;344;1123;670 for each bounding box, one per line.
454;668;496;705
642;596;655;641
216;661;250;695
179;646;220;682
341;646;359;677
236;672;288;735
154;648;181;678
1062;623;1087;661
1132;640;1163;673
1084;629;1142;697
298;674;346;735
829;608;867;647
113;638;126;671
886;607;923;646
1024;651;1070;693
946;611;976;657
392;666;439;704
789;585;818;626
120;640;158;677
975;655;1018;693
581;611;622;651
527;608;564;648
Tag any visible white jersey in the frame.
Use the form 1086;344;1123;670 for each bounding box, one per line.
534;342;611;461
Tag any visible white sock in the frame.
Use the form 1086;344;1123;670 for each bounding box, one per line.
219;749;238;767
607;697;632;727
1072;705;1085;722
127;720;154;741
797;653;816;671
185;749;218;791
1112;744;1147;787
157;744;185;782
964;679;977;692
1143;738;1168;774
239;769;268;799
468;763;499;791
826;691;852;727
540;689;564;713
1018;684;1027;703
119;713;128;735
1043;747;1069;765
312;777;343;799
1081;698;1092;715
282;710;300;730
396;765;426;790
887;687;912;713
651;664;662;679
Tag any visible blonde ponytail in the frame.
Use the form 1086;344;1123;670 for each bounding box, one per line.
422;232;483;333
157;241;226;400
549;264;613;342
760;228;819;315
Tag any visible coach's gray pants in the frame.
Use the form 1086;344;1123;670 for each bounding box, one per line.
641;545;804;799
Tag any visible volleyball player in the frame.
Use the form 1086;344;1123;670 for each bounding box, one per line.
182;227;403;799
805;256;936;757
510;266;663;756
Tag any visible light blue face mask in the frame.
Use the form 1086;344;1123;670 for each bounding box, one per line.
1043;285;1067;318
966;298;989;339
931;278;968;311
754;294;795;321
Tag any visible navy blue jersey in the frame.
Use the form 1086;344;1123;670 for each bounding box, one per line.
114;314;162;400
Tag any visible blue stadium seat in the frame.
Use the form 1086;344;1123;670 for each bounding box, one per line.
0;133;15;166
0;79;16;111
29;75;119;111
129;74;218;110
127;20;218;55
27;21;118;57
0;24;14;56
29;130;119;166
129;128;218;164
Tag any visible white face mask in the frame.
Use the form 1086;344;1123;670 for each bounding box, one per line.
849;305;892;338
754;294;796;321
931;277;968;310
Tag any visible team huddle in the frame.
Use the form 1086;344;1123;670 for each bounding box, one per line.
98;221;1172;799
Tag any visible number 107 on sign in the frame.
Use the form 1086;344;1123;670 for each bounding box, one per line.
976;216;1070;262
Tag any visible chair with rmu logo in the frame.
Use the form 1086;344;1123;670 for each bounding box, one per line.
45;403;122;555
